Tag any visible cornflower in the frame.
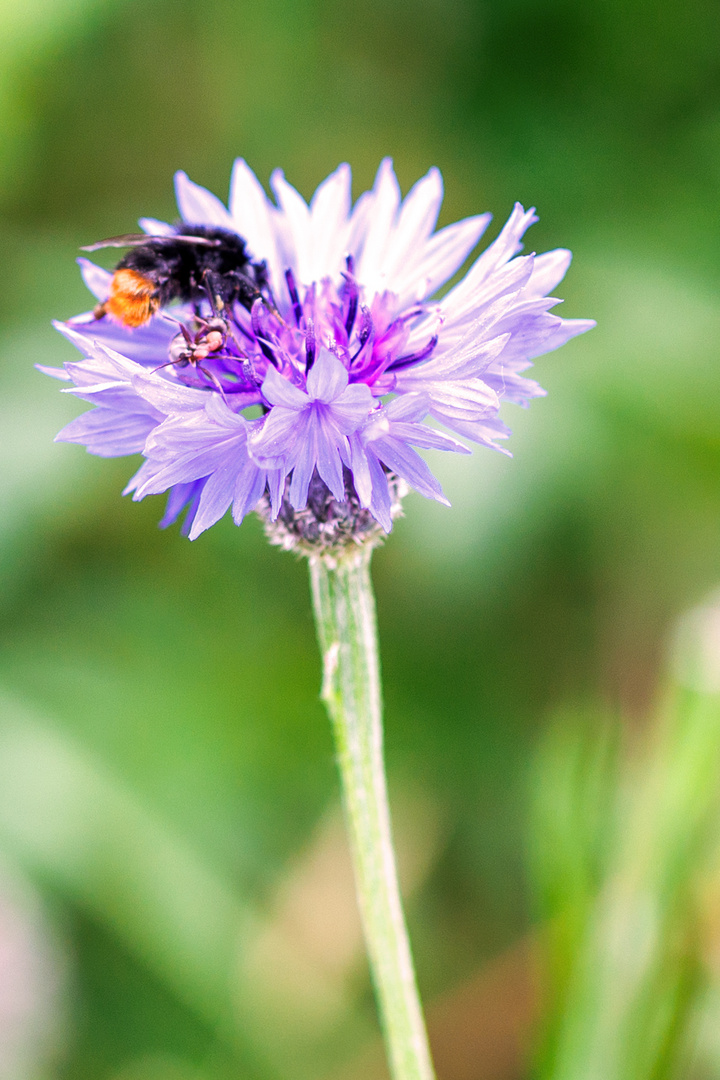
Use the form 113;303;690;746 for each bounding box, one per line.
44;159;594;1080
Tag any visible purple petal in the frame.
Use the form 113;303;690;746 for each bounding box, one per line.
348;433;373;507
329;383;374;431
366;450;394;532
355;158;401;291
309;163;352;280
443;204;537;313
270;169;312;284
66;312;179;367
229;159;283;292
174;171;234;228
391;421;470;454
267;468;285;519
77;258;112;301
372;436;449;505
135;420;254;493
250;406;311;466
526;317;596;359
232;459;268;523
56;407;157;457
139;218;174;236
261;365;309;410
188;465;238;539
313;422;346;502
129;370;210;415
527;249;572;297
383;393;429;423
306;349;349;402
159;480;205;529
288;427;317;509
36;364;70;380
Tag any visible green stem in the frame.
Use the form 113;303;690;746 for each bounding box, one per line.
309;546;436;1080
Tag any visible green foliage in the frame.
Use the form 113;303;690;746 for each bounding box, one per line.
531;671;720;1080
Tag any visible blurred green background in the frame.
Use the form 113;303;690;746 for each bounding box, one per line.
2;1;720;1078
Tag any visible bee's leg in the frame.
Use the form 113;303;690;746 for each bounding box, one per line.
199;270;226;318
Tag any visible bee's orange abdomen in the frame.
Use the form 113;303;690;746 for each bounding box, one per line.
104;269;159;327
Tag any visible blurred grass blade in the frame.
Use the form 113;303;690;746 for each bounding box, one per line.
0;689;254;1037
532;655;720;1080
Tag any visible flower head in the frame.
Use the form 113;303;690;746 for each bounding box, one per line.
46;159;594;548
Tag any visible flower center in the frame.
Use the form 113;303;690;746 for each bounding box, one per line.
162;257;440;405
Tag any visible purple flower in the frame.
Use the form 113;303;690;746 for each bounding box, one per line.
47;159;594;543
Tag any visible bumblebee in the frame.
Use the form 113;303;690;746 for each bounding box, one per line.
84;225;268;328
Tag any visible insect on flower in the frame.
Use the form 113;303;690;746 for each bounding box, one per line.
85;225;268;327
45;160;595;547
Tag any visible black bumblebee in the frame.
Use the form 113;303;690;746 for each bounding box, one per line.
84;225;268;328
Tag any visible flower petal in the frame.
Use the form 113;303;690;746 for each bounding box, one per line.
250;406;311;466
382;167;443;279
77;258;112;301
270;169;312;284
306;349;349;402
56;406;157;457
309;163;352;280
139;218;175;236
355;158;401;293
527;249;572;297
313;421;346;502
187;465;238;539
261;365;309;409
288;424;317;509
228;159;283;293
174;171;234;228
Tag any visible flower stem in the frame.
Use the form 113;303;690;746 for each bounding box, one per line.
309;547;436;1080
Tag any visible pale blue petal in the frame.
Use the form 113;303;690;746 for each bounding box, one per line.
348;433;373;507
372;437;449;505
355;158;401;292
56;407;157;456
232;459;267;523
77;258;111;301
261;365;309;409
250;406;310;465
306;349;348;402
159;480;205;529
394;213;492;305
174;171;234;228
229;159;283;293
314;423;346;502
270;169;312;283
527;249;572;296
366;450;393;532
288;427;317;509
381;167;443;281
139;218;174;236
309;163;352;280
188;465;238;539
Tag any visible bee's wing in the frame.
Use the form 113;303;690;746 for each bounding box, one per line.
81;233;221;252
81;234;157;251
